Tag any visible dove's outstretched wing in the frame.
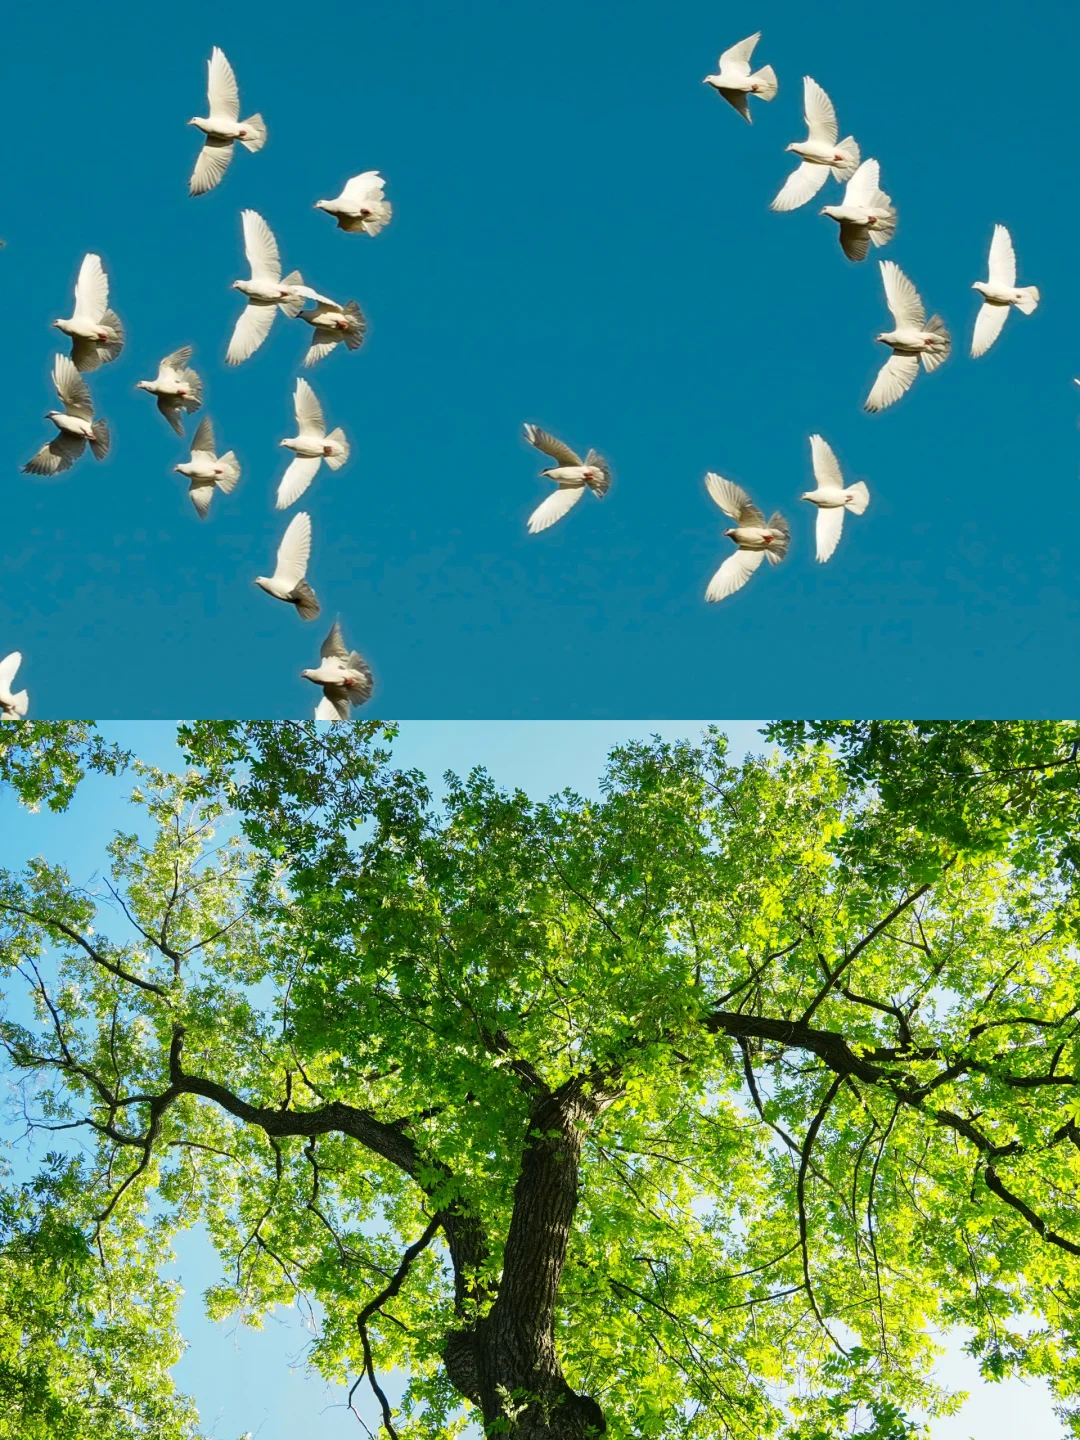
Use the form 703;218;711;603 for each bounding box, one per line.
294;377;326;438
881;261;925;329
190;137;234;196
865;351;920;412
54;353;93;419
523;424;582;467
242;210;281;283
718;32;760;74
276;456;322;510
814;507;846;563
226;302;276;366
527;485;586;534
803;77;838;145
207;47;240;121
705;549;765;602
705;473;766;526
987;224;1017;288
273;512;312;586
72;253;108;324
809;434;844;488
772;161;830;212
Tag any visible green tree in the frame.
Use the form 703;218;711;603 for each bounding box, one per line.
1;720;1079;1439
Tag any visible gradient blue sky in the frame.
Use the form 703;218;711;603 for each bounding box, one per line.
0;723;1067;1437
0;0;1076;719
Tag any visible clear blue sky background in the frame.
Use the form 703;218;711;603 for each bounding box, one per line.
1;0;1077;719
0;723;1066;1437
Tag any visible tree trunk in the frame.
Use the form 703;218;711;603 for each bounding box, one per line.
443;1084;609;1436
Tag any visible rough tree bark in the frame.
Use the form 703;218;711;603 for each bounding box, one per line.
443;1079;614;1437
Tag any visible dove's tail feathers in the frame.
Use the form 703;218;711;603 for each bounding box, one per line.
89;419;110;460
324;428;350;469
765;513;790;562
343;301;368;347
845;481;871;516
216;452;241;493
832;136;861;180
101;310;125;362
869;202;897;246
1015;286;1040;316
280;273;306;318
239;114;267;152
921;315;951;371
180;371;204;409
583;450;612;495
292;579;320;622
749;64;778;100
10;689;29;718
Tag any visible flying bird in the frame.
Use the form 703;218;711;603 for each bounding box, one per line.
523;424;611;534
704;474;790;601
703;33;778;123
971;225;1040;359
52;253;124;373
23;355;110;475
173;416;241;518
188;47;267;196
800;435;870;563
0;652;28;722
276;378;350;509
865;261;950;413
226;211;332;366
303;621;374;720
821;158;896;262
314;172;393;235
255;512;320;620
771;77;859;212
299;299;367;367
136;346;203;435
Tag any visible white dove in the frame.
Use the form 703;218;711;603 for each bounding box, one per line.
276;378;350;510
300;300;367;367
136;346;203;435
865;261;950;413
303;621;374;720
523;424;611;534
771;78;859;212
800;435;870;563
188;47;267;196
971;225;1040;359
173;416;241;518
314;172;393;235
226;211;333;366
52;253;124;373
23;355;110;475
703;33;778;123
0;652;29;722
821;158;896;262
704;474;790;601
255;512;320;620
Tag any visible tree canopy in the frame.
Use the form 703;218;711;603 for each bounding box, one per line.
1;719;1079;1440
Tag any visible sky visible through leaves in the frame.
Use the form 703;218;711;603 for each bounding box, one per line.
0;721;1069;1438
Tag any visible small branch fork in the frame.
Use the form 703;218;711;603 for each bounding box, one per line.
347;1214;442;1438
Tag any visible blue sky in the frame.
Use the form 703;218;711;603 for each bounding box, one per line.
1;0;1076;719
0;722;1068;1437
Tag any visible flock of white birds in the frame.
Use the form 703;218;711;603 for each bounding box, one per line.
692;32;1040;605
511;31;1041;607
0;33;1044;721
